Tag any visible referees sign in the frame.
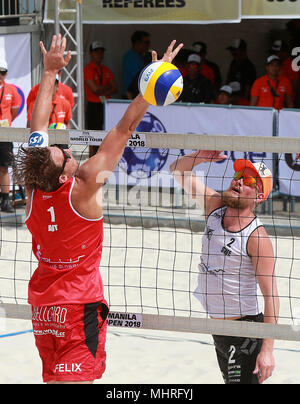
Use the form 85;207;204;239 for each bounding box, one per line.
44;0;241;23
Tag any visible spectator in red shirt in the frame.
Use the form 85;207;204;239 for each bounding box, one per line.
84;41;118;157
27;70;74;114
250;55;293;110
27;79;72;129
0;58;20;212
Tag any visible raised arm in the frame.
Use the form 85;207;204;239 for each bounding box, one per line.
170;150;227;216
30;35;71;135
77;40;184;188
247;227;280;384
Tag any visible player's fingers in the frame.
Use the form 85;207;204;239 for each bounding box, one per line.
40;41;47;56
50;35;57;52
171;43;184;60
64;50;72;66
168;39;177;53
55;33;62;53
60;36;66;54
152;50;158;62
163;40;176;59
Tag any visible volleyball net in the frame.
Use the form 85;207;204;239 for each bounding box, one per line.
1;127;300;341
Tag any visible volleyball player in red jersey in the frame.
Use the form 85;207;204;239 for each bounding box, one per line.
13;35;183;384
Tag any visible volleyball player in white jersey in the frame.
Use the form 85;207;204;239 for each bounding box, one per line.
170;151;280;384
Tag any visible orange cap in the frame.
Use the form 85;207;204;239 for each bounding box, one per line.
233;159;273;202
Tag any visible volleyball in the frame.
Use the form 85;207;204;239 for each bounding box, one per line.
49;122;67;129
138;61;183;106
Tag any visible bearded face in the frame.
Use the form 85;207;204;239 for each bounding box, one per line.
221;189;254;209
221;175;262;210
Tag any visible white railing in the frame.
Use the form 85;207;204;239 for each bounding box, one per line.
0;0;42;23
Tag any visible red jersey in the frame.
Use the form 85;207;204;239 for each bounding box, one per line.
26;178;104;306
84;61;115;103
251;74;292;110
27;95;72;126
27;82;75;110
0;82;20;125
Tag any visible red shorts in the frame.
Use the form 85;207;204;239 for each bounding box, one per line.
31;301;109;383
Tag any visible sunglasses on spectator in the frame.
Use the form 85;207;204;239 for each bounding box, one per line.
233;171;260;190
0;70;7;75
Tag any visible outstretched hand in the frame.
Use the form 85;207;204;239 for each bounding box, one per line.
152;40;184;64
40;34;72;73
195;150;228;163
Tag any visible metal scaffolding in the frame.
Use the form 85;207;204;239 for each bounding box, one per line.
53;0;84;130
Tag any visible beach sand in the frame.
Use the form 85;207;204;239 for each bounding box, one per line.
1;220;300;384
1;318;300;384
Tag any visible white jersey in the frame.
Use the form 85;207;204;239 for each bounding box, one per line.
194;206;263;318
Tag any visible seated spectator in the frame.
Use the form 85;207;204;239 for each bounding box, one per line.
270;40;299;99
229;81;250;106
123;31;151;98
215;85;232;105
192;41;222;90
189;53;215;86
226;39;256;100
27;78;72;128
27;70;74;114
250;55;293;110
178;54;214;104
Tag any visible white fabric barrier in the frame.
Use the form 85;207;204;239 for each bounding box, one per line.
278;109;300;197
105;101;275;190
0;33;32;128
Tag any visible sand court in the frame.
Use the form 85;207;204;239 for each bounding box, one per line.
1;217;300;384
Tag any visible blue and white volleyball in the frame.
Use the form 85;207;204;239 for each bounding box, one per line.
138;61;183;106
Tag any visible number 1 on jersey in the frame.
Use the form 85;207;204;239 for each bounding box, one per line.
47;206;56;223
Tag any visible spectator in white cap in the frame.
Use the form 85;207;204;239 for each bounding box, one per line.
215;85;232;105
229;81;250;106
226;38;256;101
250;55;293;110
84;40;118;157
187;53;215;86
0;57;20;212
178;53;214;104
